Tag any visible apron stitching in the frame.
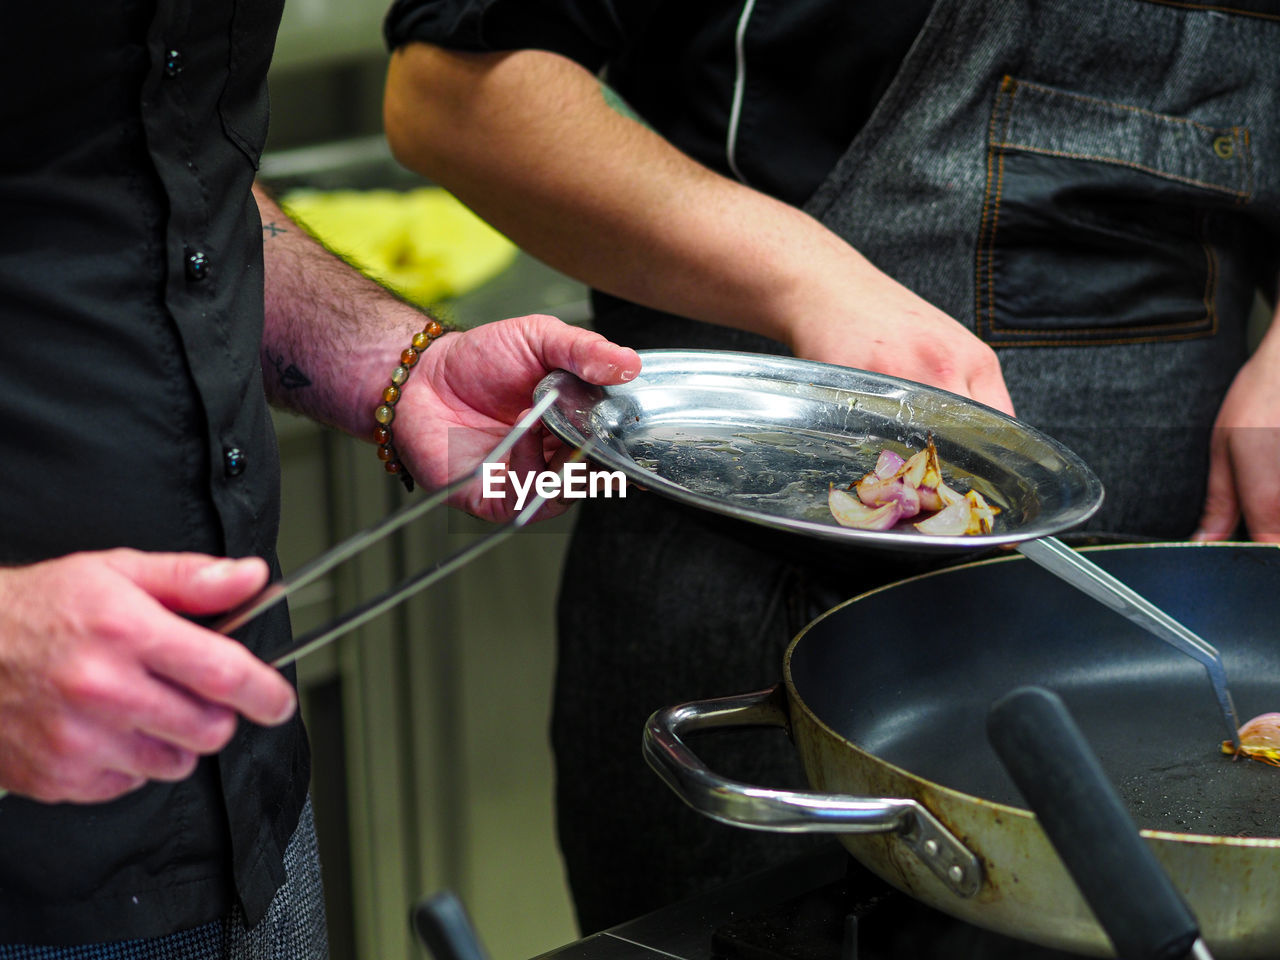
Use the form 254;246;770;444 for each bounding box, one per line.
993;318;1217;337
1015;78;1244;135
977;77;1020;339
984;266;1218;338
989;149;1010;337
983;330;1218;347
976;80;1002;337
987;142;1248;198
1137;0;1280;22
1239;127;1255;205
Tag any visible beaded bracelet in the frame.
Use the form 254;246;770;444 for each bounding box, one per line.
373;318;446;492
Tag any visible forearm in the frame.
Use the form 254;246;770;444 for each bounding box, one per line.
383;45;870;348
255;183;430;439
383;45;1013;413
252;183;642;506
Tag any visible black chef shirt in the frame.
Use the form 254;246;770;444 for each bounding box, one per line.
0;0;309;943
384;0;935;352
383;0;935;208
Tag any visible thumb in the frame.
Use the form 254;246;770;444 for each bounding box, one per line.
574;337;642;386
1191;432;1239;542
524;315;640;386
104;550;271;615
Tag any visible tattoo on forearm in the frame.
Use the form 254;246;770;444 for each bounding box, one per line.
599;82;650;128
267;353;312;390
263;222;289;238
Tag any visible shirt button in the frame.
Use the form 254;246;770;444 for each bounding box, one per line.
165;49;184;77
185;249;209;282
224;447;247;477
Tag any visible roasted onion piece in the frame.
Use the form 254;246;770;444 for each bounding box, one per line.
1221;712;1280;767
827;487;903;531
829;436;999;535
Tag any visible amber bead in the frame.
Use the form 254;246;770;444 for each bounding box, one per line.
374;321;443;489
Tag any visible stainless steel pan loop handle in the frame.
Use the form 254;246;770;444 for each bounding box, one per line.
641;685;982;897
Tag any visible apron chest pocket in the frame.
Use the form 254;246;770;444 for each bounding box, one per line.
975;76;1253;348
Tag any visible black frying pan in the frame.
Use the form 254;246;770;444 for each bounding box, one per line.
644;543;1280;956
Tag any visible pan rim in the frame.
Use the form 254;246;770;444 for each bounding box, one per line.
782;540;1280;849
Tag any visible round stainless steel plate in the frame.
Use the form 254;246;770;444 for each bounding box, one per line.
535;350;1103;551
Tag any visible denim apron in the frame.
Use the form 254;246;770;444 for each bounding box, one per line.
806;0;1280;537
553;0;1280;933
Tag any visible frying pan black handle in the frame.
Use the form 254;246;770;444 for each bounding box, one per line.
987;686;1203;960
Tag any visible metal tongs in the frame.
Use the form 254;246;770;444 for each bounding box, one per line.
1015;536;1240;750
214;389;573;667
0;392;574;804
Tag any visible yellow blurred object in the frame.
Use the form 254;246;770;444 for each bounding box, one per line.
280;187;518;307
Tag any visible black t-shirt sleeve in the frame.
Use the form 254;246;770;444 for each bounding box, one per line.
383;0;660;74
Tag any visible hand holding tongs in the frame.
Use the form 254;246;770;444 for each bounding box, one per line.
215;389;574;668
0;391;578;805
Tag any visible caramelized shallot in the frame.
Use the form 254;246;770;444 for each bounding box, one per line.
855;474;923;516
964;490;999;535
913;499;971;536
872;449;906;478
828;436;1000;536
1221;712;1280;767
828;487;903;531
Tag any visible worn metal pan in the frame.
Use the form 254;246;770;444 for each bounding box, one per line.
644;543;1280;957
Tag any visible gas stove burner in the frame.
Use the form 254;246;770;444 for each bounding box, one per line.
532;845;1088;960
711;859;1081;960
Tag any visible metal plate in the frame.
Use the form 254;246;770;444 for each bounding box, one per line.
535;350;1103;551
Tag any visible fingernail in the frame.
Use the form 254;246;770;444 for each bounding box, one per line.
194;559;239;585
272;693;298;725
